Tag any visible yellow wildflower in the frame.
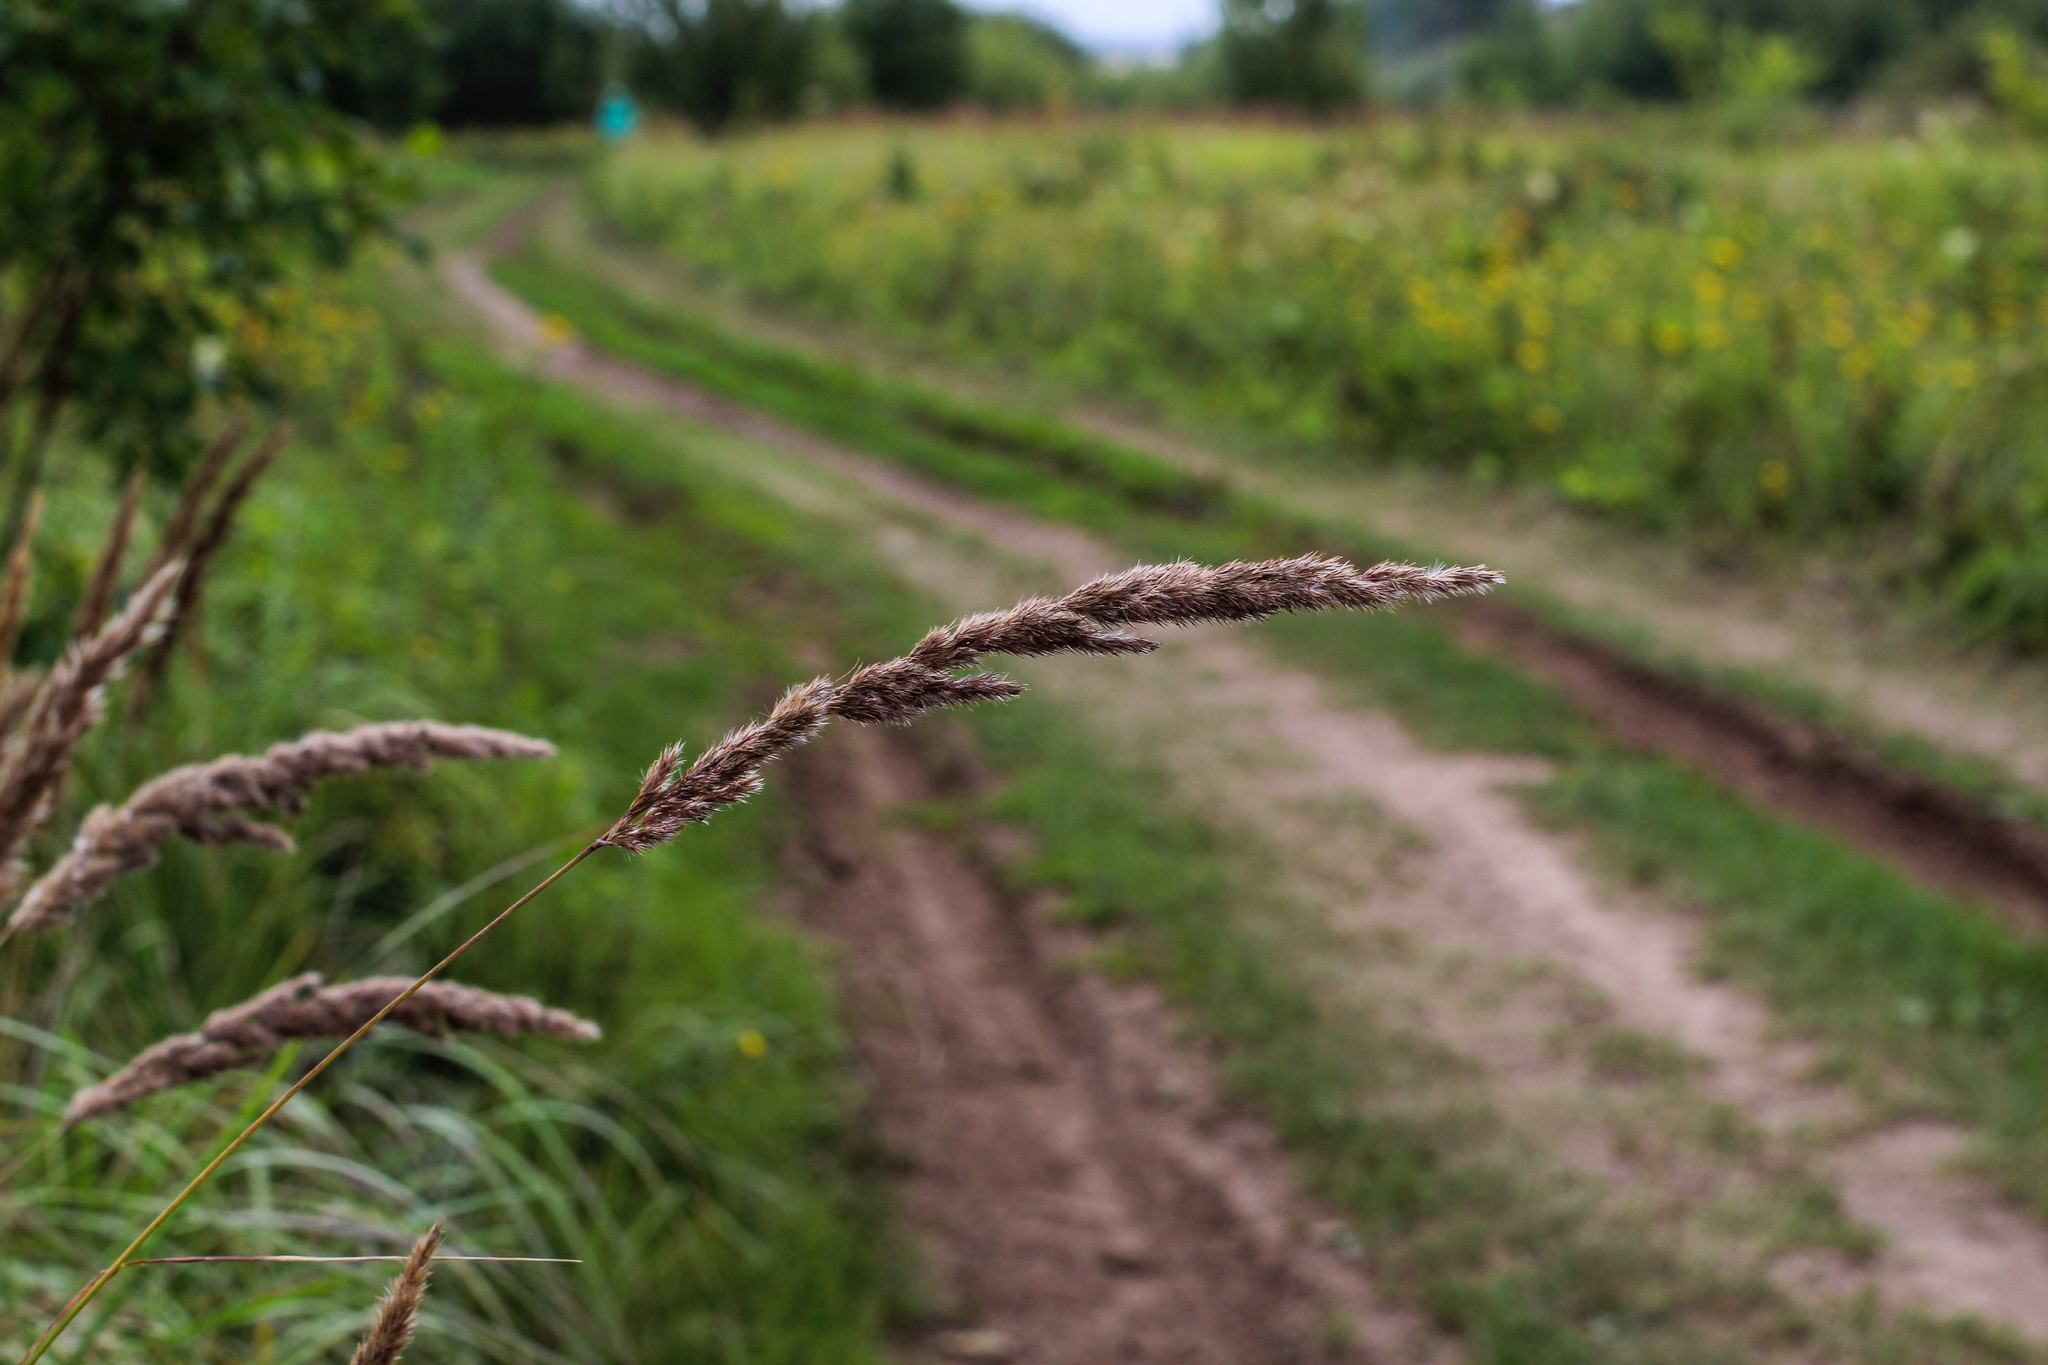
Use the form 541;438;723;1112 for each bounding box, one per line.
538;313;577;347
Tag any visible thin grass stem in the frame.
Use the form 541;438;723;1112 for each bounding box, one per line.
124;1254;579;1267
14;840;605;1365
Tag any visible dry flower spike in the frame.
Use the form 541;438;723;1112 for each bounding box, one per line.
0;560;183;904
67;972;599;1124
10;721;556;938
16;555;1497;1364
601;555;1501;852
350;1223;443;1365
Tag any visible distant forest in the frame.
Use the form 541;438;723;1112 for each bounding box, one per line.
321;0;2048;130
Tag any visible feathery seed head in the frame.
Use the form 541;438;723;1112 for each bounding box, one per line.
907;600;1155;671
73;468;146;639
0;560;183;885
9;722;556;937
1058;554;1502;627
600;556;1500;855
349;1223;444;1365
66;973;598;1124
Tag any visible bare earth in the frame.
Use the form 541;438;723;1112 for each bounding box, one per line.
448;253;2048;1350
790;726;1430;1363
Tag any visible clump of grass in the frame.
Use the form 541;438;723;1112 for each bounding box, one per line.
14;552;1497;1361
0;425;575;1359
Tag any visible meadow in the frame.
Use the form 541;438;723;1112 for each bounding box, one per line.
490;167;2048;1362
591;115;2048;647
21;107;2048;1363
496;199;2048;1229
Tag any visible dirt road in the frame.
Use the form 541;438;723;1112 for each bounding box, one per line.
447;251;2048;1352
511;203;2048;933
791;727;1427;1363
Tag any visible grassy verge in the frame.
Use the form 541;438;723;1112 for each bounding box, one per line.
491;220;2048;1243
496;201;2048;832
2;263;905;1360
969;708;2048;1365
585;123;2048;652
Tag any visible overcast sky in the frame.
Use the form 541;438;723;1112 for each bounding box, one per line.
963;0;1217;57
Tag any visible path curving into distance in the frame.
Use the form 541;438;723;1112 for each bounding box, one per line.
448;247;2048;1349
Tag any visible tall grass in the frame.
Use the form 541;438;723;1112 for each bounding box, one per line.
3;242;1497;1355
2;299;902;1361
592;117;2048;647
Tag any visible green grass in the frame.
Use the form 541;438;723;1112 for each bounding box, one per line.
491;216;2048;1252
964;695;2042;1365
495;206;2048;829
588;121;2048;650
1;270;906;1361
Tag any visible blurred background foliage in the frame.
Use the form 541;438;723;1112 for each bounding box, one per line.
215;0;2048;135
22;0;2035;152
18;0;2048;1354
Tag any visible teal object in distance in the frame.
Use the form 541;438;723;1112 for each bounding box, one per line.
596;84;639;143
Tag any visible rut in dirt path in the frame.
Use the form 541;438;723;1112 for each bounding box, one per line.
447;252;2048;1343
789;729;1427;1364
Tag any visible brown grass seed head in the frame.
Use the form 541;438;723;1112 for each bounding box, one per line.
601;555;1500;853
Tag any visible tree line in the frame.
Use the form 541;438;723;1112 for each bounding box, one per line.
316;0;1384;131
314;0;2048;136
1392;0;2048;106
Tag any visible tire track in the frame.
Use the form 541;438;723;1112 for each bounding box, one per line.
790;728;1430;1363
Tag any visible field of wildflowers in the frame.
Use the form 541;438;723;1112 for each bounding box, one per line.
593;116;2048;646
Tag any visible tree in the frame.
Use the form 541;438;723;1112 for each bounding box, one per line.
967;13;1086;111
844;0;969;110
0;0;409;538
1459;0;1571;102
1474;0;2048;105
634;0;817;132
430;0;607;126
1371;0;1516;56
1221;0;1371;114
324;0;608;129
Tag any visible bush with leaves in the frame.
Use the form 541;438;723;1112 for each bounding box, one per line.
631;0;820;132
845;0;970;111
1221;0;1370;115
0;0;410;536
